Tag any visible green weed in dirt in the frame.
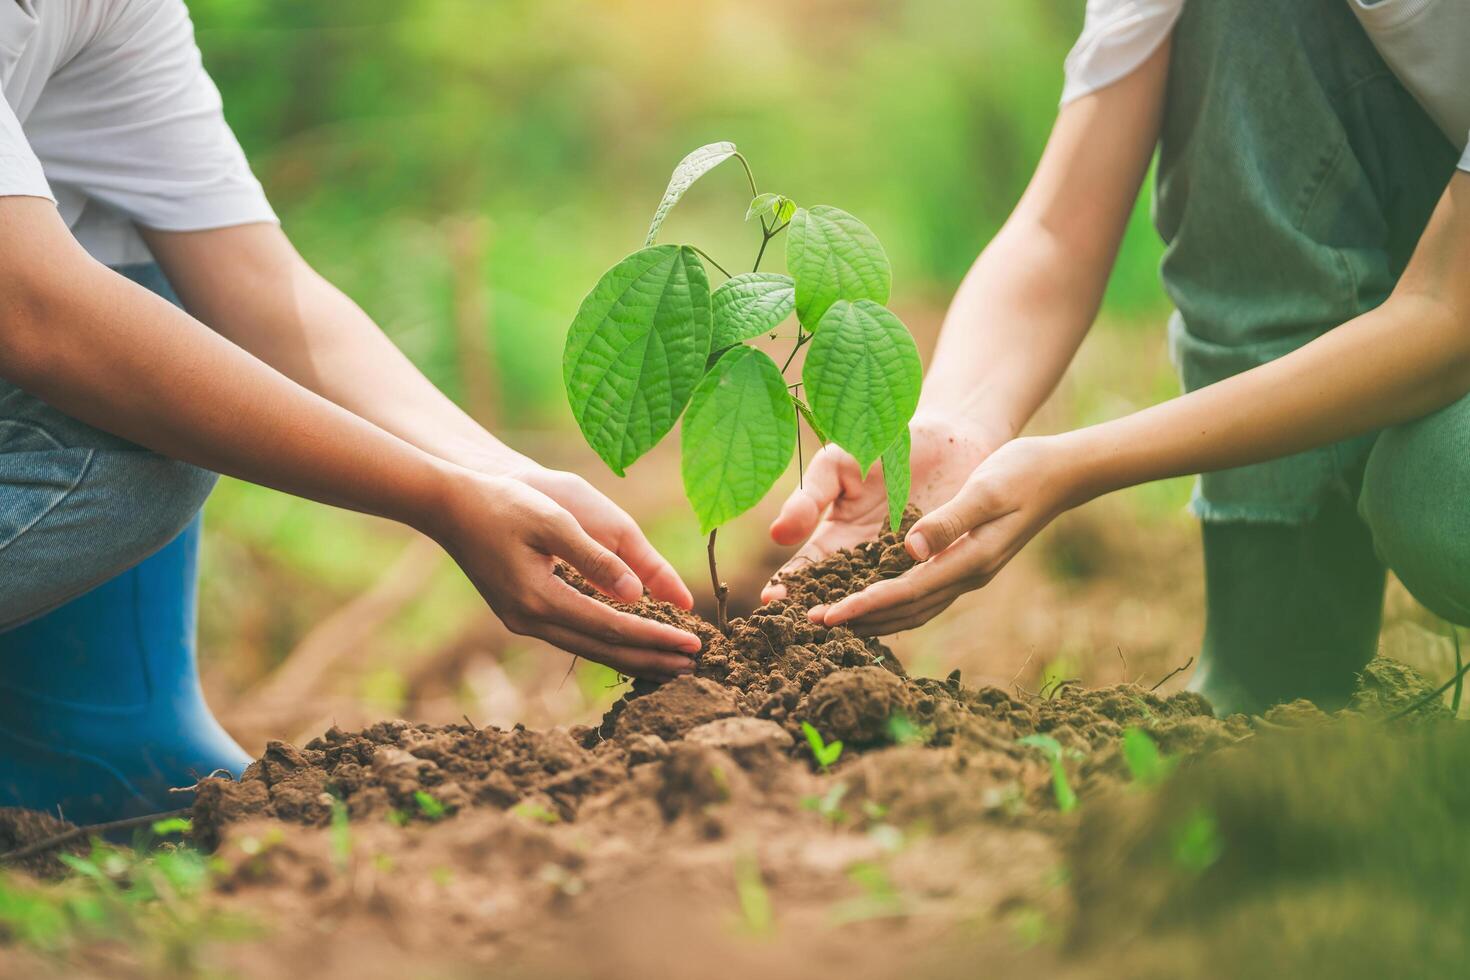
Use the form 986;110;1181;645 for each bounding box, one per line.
801;721;844;771
1017;734;1079;813
563;142;922;628
1120;727;1177;787
0;839;250;973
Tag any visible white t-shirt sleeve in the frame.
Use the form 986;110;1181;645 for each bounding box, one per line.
0;88;53;204
22;0;275;231
1061;0;1184;105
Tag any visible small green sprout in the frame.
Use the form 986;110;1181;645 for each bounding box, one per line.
1017;734;1079;813
885;713;929;746
829;861;907;924
150;816;192;837
329;796;352;872
386;808;410;828
413;790;447;821
801;721;844;771
800;781;850;826
1120;727;1178;787
510;801;561;825
733;850;774;937
1172;808;1223;874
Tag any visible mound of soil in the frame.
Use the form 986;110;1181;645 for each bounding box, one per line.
5;516;1450;980
191;512;1243;852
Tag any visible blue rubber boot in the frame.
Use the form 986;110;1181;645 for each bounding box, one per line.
0;516;250;825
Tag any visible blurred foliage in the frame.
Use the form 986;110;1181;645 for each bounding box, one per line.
190;0;1167;428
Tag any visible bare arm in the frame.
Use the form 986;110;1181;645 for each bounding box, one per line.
919;37;1170;438
140;223;528;474
762;39;1171;597
141;221;692;608
818;171;1470;633
0;199;699;676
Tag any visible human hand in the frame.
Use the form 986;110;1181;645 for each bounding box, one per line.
808;434;1089;634
427;468;703;680
760;415;1005;602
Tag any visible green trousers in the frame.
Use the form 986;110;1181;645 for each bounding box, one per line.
1195;395;1470;715
1154;0;1466;714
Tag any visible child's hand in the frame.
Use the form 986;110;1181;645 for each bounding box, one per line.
428;469;702;680
760;415;1002;601
807;435;1084;634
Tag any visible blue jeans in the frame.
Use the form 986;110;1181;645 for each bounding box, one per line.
0;264;218;628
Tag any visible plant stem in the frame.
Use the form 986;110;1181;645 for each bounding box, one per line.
707;528;729;635
734;152;759;201
780;330;811;374
753;231;772;272
688;244;731;278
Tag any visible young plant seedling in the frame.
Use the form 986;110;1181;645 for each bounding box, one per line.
1120;727;1177;788
563;142;921;631
1017;733;1080;813
801;721;844;772
413;790;448;822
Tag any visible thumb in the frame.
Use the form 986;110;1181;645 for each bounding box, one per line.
906;479;1003;562
769;446;847;546
538;512;643;603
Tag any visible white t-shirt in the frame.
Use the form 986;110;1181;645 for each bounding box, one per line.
0;0;275;266
1062;0;1470;173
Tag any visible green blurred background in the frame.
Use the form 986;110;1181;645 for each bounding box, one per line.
184;0;1460;749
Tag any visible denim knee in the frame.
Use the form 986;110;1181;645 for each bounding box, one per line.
0;446;217;627
1360;393;1470;626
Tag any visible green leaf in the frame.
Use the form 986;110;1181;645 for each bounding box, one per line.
775;197;797;224
711;272;795;348
645;141;738;245
1121;728;1177;787
746;192;780;222
150;817;192;837
793;397;828;444
786;205;891;330
881;428;911;533
802;300;921;473
681;346;796;534
564;245;712;476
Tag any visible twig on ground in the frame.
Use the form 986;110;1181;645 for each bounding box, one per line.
1149;656;1194;692
0;808;191;864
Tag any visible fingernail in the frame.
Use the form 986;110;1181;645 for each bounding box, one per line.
614;573;643;602
907;531;931;561
678;635;703;654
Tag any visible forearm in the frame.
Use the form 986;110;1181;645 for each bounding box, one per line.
920;220;1108;441
1070;173;1470;502
144;225;531;475
1;213;450;530
1071;293;1470;500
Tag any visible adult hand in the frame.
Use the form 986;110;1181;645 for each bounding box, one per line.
428;468;703;680
808;434;1088;635
760;416;1004;601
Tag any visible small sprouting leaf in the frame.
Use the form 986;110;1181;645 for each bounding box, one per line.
746;192;781;222
414;790;447;821
802;300;921;473
564;245;712;476
646;141;738;245
1120;728;1177;787
801;721;844;770
793;398;828;444
681;346;797;534
711;272;796;348
786;205;891;330
150;817;192;837
775;197;797;224
881;428;911;532
1018;734;1078;813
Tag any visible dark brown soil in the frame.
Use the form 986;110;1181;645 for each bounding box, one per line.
0;808;87;878
2;515;1451;980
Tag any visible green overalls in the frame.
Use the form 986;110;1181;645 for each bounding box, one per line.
1156;0;1469;714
